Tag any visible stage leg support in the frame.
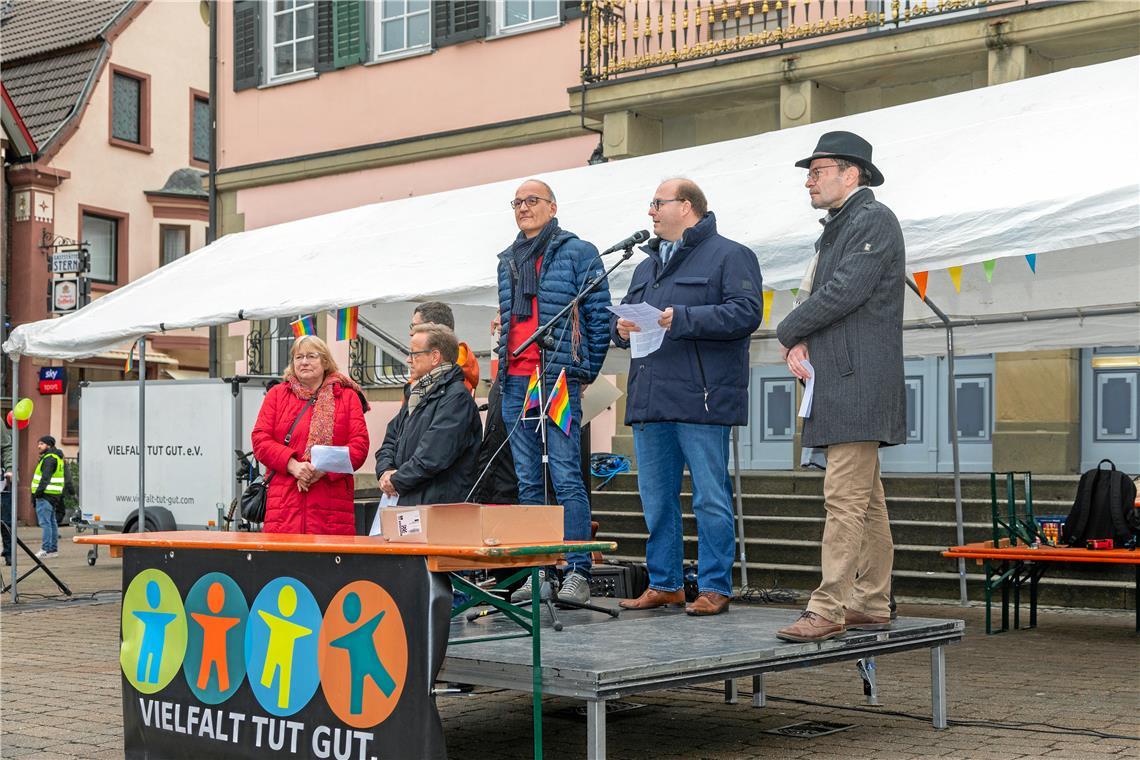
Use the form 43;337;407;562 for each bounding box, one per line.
586;699;606;760
857;657;879;706
751;674;766;708
724;679;738;704
930;645;948;729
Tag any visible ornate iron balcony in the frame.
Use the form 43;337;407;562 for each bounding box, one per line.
579;0;1017;83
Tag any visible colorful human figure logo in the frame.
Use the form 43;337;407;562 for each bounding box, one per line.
121;569;187;694
319;580;408;728
183;572;248;704
246;577;322;716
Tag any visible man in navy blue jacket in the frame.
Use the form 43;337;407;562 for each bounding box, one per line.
612;178;762;616
497;179;611;605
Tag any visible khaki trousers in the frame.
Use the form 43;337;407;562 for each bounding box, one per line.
806;441;894;624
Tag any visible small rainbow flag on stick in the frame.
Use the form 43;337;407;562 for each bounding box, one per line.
335;306;358;341
547;368;572;436
523;367;542;414
290;315;317;338
124;345;134;374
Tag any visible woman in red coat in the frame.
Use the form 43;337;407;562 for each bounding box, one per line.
252;335;370;535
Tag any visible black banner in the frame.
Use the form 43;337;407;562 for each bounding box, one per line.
119;547;451;759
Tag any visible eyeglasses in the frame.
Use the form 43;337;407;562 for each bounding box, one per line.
805;163;842;183
648;198;683;210
407;349;436;359
293;353;322;363
509;195;553;209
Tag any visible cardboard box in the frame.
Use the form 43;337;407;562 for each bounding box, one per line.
380;503;563;546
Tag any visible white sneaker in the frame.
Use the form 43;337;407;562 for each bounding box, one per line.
44;551;59;559
34;549;49;559
556;571;592;605
510;569;546;604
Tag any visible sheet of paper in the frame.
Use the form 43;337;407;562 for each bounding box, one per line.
798;360;815;418
310;445;354;474
628;328;666;359
608;303;666;358
368;493;399;536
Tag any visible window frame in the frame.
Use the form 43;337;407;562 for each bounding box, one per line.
493;0;561;38
108;64;153;154
79;205;129;290
371;0;432;63
264;0;318;85
189;89;210;169
159;224;191;267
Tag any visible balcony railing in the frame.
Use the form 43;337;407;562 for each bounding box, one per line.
580;0;1016;82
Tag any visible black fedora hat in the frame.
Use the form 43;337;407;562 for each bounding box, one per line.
795;130;884;187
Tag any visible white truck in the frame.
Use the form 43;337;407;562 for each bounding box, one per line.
77;377;276;537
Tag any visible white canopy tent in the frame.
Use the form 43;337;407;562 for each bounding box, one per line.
5;56;1138;361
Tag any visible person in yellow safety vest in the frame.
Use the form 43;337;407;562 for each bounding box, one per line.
30;435;65;559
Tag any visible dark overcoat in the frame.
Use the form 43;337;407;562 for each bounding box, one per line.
776;188;907;448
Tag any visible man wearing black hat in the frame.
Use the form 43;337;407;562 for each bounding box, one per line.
31;435;66;559
775;131;906;643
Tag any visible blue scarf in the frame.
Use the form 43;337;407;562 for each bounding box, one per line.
508;218;560;318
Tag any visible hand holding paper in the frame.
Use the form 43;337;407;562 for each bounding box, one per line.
608;303;666;358
798;360;815;419
309;445;355;474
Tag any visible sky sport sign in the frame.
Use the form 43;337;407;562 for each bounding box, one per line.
118;548;449;759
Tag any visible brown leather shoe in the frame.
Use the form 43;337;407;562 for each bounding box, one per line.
844;608;892;631
618;587;686;610
776;611;845;642
685;591;731;616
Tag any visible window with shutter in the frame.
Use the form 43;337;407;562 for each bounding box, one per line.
498;0;559;32
315;0;334;71
332;0;366;68
432;1;488;47
266;0;317;83
374;0;431;60
232;0;262;91
191;94;210;165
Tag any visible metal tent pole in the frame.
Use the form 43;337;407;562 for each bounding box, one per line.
731;426;748;590
904;278;967;606
137;337;146;533
9;354;19;602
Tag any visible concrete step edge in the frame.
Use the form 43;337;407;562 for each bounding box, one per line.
594;490;1072;506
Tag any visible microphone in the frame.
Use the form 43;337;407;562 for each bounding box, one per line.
600;230;650;255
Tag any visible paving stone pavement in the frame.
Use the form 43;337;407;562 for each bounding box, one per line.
1;526;1136;759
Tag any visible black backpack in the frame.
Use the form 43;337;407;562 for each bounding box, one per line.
1063;459;1139;548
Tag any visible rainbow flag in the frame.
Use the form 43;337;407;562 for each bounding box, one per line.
523;367;542;414
335;306;358;341
290;315;317;338
124;346;134;374
547;368;572;436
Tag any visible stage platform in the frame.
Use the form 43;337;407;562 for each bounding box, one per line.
441;601;964;759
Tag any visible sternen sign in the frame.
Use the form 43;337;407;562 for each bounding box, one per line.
50;250;83;273
119;548;450;759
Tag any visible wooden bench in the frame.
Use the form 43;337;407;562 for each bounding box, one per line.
943;542;1139;634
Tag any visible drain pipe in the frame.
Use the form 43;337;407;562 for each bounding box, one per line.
906;278;967;607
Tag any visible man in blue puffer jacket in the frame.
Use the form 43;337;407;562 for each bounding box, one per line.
612;178;762;616
497;178;611;605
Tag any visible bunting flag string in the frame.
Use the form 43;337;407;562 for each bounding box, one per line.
983;259;996;282
913;271;929;301
335;306;359;341
762;290;774;325
1025;253;1037;273
948;266;963;293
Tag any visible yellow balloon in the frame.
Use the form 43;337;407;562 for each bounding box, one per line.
13;398;33;421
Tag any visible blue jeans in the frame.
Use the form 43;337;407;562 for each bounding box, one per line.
633;422;735;597
35;497;58;553
502;374;592;577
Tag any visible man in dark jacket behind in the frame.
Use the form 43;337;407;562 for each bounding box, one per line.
613;178;762;617
375;325;482;506
497;178;610;606
774;131;906;643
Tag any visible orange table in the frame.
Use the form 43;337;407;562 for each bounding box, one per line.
943;542;1139;633
76;530;615;760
